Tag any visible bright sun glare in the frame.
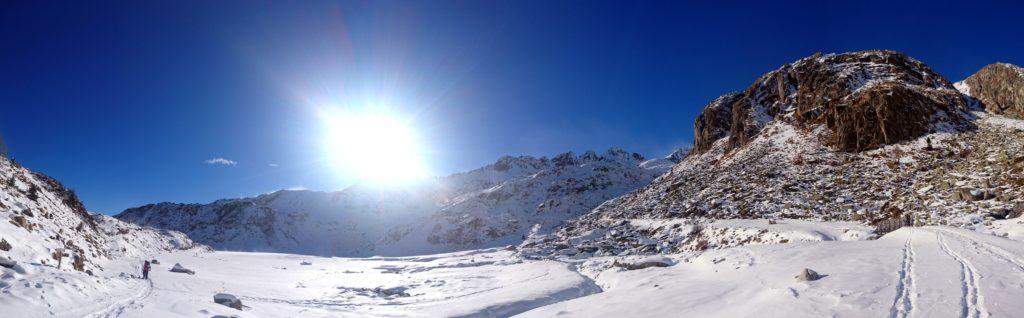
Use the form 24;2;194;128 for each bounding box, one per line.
322;109;428;185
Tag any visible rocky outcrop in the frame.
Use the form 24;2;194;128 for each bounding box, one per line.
957;63;1024;119
830;82;968;151
692;93;740;154
693;50;971;154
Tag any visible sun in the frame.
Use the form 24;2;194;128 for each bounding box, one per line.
321;109;428;185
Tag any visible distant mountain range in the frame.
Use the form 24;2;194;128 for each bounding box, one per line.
115;148;685;256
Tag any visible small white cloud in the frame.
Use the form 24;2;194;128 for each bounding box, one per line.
205;157;237;166
268;163;279;167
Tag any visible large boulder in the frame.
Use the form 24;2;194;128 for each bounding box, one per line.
957;63;1024;119
795;268;822;281
213;293;242;310
692;50;971;155
169;263;195;275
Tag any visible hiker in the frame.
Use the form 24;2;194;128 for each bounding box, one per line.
142;260;151;279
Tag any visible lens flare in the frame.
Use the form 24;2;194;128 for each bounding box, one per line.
322;108;428;185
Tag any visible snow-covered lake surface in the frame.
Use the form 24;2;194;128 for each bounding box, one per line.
3;223;1024;317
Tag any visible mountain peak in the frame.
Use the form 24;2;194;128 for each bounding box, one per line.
957;62;1024;119
693;50;972;155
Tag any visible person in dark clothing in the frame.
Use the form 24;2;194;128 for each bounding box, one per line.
142;260;151;279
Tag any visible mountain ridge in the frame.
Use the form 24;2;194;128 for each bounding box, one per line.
115;148;685;256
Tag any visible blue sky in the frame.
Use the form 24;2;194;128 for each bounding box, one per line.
1;0;1022;214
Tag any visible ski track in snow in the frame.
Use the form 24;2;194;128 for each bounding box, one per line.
83;279;152;318
932;228;1024;273
889;229;916;318
934;230;988;318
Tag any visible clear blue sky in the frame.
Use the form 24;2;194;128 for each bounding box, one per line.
1;0;1021;214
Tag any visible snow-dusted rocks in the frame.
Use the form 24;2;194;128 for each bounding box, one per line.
695;50;972;154
116;148;675;257
0;156;200;274
795;268;821;281
613;255;674;270
170;263;195;275
213;293;242;310
373;286;410;297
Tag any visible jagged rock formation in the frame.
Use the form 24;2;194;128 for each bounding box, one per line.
116;148;679;257
692;93;740;154
523;51;1024;258
956;62;1024;119
693;50;971;155
0;156;198;273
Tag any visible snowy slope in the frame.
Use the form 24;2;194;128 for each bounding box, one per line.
0;156;200;274
519;226;1024;317
116;148;681;257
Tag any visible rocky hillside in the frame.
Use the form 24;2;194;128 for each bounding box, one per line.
694;50;971;154
521;51;1024;258
0;156;199;274
115;148;683;256
956;62;1024;119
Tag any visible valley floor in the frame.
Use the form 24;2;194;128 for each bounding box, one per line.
3;221;1024;317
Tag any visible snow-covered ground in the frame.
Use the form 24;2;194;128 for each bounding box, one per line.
2;248;599;318
4;223;1024;317
519;226;1024;317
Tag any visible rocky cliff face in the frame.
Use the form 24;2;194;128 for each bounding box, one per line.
692;93;739;154
956;63;1024;119
693;50;972;155
116;148;678;257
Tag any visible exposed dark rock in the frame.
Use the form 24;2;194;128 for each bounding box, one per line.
959;63;1024;119
830;82;968;151
213;293;243;310
692;93;740;154
170;263;196;275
